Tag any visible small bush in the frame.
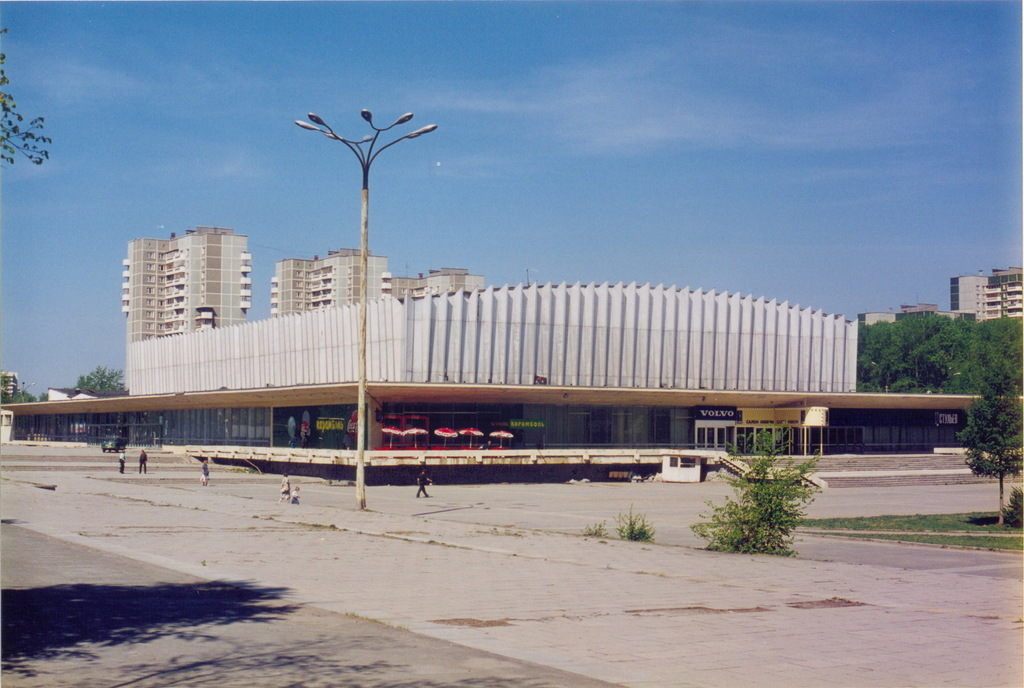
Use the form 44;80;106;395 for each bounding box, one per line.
582;521;608;537
1003;487;1023;528
615;506;655;542
691;428;819;556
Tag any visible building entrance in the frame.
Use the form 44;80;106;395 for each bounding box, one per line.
695;425;734;449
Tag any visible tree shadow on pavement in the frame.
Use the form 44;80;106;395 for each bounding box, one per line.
100;637;583;688
3;586;594;688
2;580;297;677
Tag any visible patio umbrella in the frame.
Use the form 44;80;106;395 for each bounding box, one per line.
381;426;402;448
489;430;513;448
434;427;458;447
403;427;428;447
458;427;484;447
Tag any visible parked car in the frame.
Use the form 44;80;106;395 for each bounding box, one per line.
101;437;127;453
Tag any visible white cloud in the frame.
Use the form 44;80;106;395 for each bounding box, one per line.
415;31;977;158
30;58;151;108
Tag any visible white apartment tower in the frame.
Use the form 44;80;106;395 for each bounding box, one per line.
951;267;1023;321
123;227;252;342
271;249;388;316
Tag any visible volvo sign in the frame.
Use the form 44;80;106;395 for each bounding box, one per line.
694;406;741;422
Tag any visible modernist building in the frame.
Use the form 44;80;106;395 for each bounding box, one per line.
123;227;252;341
9;281;973;459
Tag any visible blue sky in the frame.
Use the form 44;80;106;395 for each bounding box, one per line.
1;1;1021;394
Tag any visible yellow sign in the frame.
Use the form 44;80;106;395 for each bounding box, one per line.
738;407;827;427
315;417;348;432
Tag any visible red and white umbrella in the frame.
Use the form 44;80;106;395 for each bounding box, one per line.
458;427;484;447
381;426;402;448
434;427;458;446
489;430;513;447
403;427;428;446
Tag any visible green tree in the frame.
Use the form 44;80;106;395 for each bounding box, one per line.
74;366;125;391
858;316;1022;395
958;382;1023;526
1;373;38;404
691;429;820;556
1;28;51;166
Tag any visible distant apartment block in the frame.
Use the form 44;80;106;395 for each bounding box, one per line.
951;267;1023;321
1;371;19;397
384;267;485;300
272;250;484;316
271;249;389;316
123;227;252;342
858;303;974;325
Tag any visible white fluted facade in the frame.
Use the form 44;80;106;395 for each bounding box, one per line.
127;283;857;396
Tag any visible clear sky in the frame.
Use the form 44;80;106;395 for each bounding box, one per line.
1;1;1021;394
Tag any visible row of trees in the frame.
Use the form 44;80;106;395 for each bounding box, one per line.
1;367;125;404
857;316;1022;395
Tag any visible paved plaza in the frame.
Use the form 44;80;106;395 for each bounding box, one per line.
2;445;1021;687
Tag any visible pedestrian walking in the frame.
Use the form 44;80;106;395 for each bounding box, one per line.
118;451;125;474
277;474;291;503
138;449;148;474
200;459;209;486
416;469;432;498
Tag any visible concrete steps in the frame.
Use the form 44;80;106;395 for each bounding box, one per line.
813;453;992;488
819;473;994;488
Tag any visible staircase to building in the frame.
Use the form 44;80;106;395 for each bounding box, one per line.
812;452;992;488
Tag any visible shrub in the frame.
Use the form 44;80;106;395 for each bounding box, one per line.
691;428;819;556
615;506;655;542
1003;486;1023;528
582;521;608;537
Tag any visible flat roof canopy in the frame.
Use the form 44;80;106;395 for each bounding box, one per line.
7;383;976;415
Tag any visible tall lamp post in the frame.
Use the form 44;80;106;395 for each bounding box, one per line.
295;110;437;509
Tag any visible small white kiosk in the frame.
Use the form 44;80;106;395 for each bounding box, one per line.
661;451;721;482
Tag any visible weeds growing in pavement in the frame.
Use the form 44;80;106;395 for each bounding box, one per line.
615;507;655;542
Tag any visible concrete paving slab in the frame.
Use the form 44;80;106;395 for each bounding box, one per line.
2;445;1021;687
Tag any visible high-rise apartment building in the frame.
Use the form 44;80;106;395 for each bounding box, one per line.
272;251;486;317
951;267;1022;321
981;267;1022;320
271;249;388;316
123;227;251;342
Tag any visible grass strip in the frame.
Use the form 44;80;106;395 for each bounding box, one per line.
814;531;1022;551
800;512;1021;533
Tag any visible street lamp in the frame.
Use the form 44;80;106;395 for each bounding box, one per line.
295;110;437;509
14;381;37;403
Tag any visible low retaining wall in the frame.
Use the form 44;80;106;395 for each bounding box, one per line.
211;459;663;486
184;446;717;485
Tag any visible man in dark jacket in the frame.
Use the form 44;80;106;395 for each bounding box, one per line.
416;469;432;498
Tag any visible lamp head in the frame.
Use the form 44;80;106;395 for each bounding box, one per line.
360;109;374;124
307;113;326;126
295;120;321;131
392;112;414;127
405;124;438;139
